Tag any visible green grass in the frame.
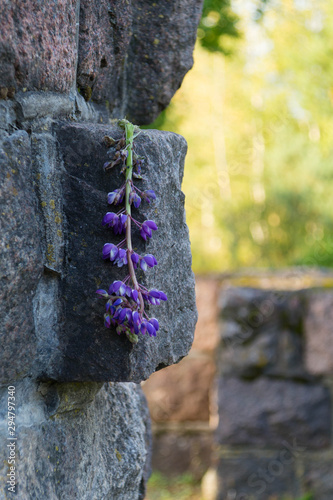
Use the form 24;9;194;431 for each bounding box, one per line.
145;472;203;500
145;472;313;500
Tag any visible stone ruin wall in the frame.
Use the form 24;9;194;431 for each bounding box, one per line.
0;1;203;498
144;272;333;500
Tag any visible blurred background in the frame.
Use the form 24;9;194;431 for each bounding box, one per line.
144;1;333;499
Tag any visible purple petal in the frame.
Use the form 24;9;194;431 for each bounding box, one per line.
145;189;156;200
102;212;117;226
131;252;139;264
144;220;158;231
113;298;122;306
146;322;156;337
140;322;147;335
102;243;113;258
132;311;139;324
110;280;123;293
107;190;118;204
142;224;152;238
149;289;161;299
131;289;138;301
143;254;156;268
133;194;141;208
140;259;148;272
149;318;159;331
118;308;127;322
104;315;111;328
159;291;168;301
96;289;108;296
140;229;147;241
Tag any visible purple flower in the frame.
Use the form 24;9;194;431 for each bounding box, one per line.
102;243;118;261
104;315;111;328
131;289;139;302
129;191;141;208
146;321;156;337
140;220;158;240
149;318;159;331
144;190;156;203
131;252;139;264
96;289;108;297
114;248;127;267
102;212;117;227
109;280;126;296
143;254;157;268
140;259;148;272
107;189;119;204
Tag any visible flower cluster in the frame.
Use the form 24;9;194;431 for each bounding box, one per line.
96;119;167;344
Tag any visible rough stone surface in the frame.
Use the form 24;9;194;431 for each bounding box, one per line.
217;377;331;449
192;277;220;353
77;0;132;111
143;356;215;422
0;0;78;93
304;290;333;376
219;287;308;380
28;122;196;382
216;456;299;500
1;0;203;124
0;130;43;383
151;431;213;480
0;380;151;500
125;0;204;124
302;460;333;500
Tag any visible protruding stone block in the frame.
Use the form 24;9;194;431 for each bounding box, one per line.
219;287;307;380
217;377;331;449
33;122;196;382
216;456;298;500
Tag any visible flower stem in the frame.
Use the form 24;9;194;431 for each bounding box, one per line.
124;121;144;313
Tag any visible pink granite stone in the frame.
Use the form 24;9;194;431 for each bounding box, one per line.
0;0;77;92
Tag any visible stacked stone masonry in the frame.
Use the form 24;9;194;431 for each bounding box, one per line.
0;1;202;498
143;273;333;500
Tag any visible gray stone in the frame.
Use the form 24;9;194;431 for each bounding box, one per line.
151;431;213;480
14;92;75;122
217;378;331;449
0;379;151;500
0;101;16;131
302;459;333;500
0;130;43;383
76;0;204;124
219;288;308;380
125;0;204;124
216;456;299;500
77;0;132;112
30;122;197;382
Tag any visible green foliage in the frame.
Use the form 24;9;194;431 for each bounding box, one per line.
154;0;333;273
198;0;239;54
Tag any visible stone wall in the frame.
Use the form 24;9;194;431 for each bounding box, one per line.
143;272;333;500
0;2;201;498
